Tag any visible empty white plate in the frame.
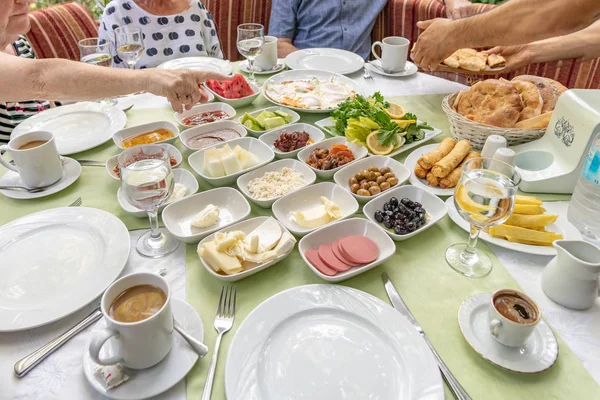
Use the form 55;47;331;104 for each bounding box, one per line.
285;48;365;75
156;56;233;75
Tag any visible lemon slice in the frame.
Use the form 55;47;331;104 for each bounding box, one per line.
366;131;394;155
383;103;406;119
391;119;417;129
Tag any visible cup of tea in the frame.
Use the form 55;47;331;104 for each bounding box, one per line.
88;272;173;369
371;36;410;73
254;35;278;71
488;289;541;347
0;131;62;188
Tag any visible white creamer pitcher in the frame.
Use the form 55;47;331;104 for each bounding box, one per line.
542;240;600;310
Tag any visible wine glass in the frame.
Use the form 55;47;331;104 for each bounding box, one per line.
446;157;521;278
118;145;180;258
78;38;116;106
115;26;145;69
237;23;265;85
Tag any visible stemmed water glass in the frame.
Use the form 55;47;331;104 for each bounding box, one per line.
118;145;180;258
237;23;265;85
78;38;116;105
446;157;521;278
115;26;145;69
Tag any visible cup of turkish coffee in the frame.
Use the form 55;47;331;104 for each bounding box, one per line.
488;289;541;347
88;272;173;369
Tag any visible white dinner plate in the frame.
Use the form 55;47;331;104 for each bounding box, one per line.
225;284;444;400
0;207;130;331
285;48;365;75
314;117;443;158
446;197;582;256
367;60;418;77
11;102;127;155
156;56;233;75
404;143;456;197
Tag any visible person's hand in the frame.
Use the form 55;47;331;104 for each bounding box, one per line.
485;45;533;72
141;70;228;113
445;0;478;20
411;18;458;71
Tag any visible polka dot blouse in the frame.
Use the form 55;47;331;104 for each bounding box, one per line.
99;0;224;69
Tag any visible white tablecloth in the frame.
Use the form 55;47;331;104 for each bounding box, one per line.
1;69;599;400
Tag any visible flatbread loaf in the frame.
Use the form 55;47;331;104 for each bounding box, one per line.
456;79;523;128
512;75;566;113
504;78;543;121
514;111;553;129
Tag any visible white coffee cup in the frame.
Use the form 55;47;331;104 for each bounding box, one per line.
371;36;410;73
0;131;62;188
488;289;541;347
89;272;173;369
255;35;278;71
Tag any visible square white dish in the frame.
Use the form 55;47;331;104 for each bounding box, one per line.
363;185;448;241
333;156;411;204
298;218;396;282
162;187;251;244
174;102;236;128
112;121;180;149
178;120;247;152
259;123;326;159
203;81;261;108
271;181;359;237
197;216;296;282
237;159;317;208
188;137;275;186
237;106;300;137
297;136;368;180
106;143;183;181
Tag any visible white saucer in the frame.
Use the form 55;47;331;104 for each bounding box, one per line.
367;60;418;77
458;293;558;374
83;299;204;400
0;157;82;199
239;60;286;75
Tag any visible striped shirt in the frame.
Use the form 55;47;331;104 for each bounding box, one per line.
0;36;52;143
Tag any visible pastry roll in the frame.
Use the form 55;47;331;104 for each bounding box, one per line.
414;165;429;179
426;172;440;187
417;138;457;169
432;140;472;178
439;151;480;188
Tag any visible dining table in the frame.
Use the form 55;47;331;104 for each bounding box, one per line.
0;60;599;400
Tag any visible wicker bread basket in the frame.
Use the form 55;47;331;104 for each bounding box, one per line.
442;92;546;149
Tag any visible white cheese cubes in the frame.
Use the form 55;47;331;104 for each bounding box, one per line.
203;144;260;177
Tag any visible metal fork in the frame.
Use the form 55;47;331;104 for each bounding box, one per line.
363;66;374;82
201;286;237;400
69;197;82;207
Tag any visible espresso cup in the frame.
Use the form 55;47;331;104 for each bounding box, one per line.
371;36;410;73
0;131;62;188
88;272;173;369
255;36;278;70
488;289;541;347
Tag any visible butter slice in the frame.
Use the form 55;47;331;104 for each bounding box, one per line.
191;204;220;228
198;241;242;275
292;205;331;229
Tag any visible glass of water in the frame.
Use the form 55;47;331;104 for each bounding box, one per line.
237;23;264;84
115;26;145;69
446;157;521;278
78;38;116;106
118;145;179;258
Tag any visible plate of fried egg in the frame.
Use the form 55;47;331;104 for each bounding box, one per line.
263;69;363;113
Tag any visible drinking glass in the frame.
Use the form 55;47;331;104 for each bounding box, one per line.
118;145;180;258
237;23;265;84
446;157;521;278
78;38;117;106
115;26;145;69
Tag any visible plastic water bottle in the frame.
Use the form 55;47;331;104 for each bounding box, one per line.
568;132;600;243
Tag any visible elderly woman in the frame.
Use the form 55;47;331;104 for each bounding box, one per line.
99;0;223;69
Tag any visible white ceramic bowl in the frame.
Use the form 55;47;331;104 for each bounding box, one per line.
237;106;301;137
298;218;396;282
116;168;199;218
271;181;359;237
106;143;183;181
203;81;261;108
178;120;248;152
197;216;296;282
297;136;368;180
237;159;317;208
187;137;275;186
259;123;325;159
363;185;448;241
162;187;251;244
112;121;180;150
174;102;236;128
333;156;411;204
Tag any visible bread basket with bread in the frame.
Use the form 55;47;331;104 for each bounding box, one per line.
442;75;567;148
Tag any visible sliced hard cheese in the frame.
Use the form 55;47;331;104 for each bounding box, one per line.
198;241;242;275
215;231;246;252
245;218;282;253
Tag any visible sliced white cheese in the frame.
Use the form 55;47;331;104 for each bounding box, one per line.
166;183;187;204
247;234;259;254
245;218;282;253
292;204;331;229
191;204;220;228
242;250;277;264
204;148;225;177
272;231;296;256
234;145;260;169
221;148;243;175
198;241;242;275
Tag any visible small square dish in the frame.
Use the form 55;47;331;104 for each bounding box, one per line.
298;218;395;282
297;136;368;180
203;81;261;108
237;159;317;208
162;187;251;244
174;102;236;128
363;185;447;241
112;121;180;150
259;123;325;159
178;120;247;152
106;143;183;181
272;181;359;237
237;106;300;137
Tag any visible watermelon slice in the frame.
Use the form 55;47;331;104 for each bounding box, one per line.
206;74;254;99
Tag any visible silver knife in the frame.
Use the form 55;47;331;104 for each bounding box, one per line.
77;160;106;167
382;273;472;400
